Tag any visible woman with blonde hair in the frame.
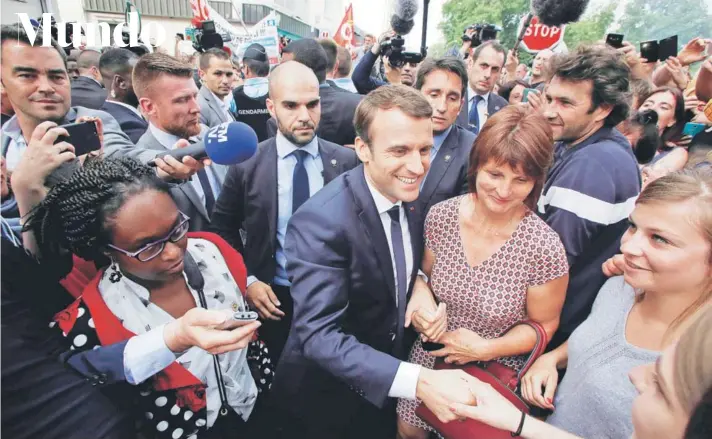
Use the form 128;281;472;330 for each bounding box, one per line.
450;303;712;439
457;169;712;438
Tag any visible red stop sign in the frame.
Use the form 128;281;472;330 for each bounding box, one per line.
520;16;565;53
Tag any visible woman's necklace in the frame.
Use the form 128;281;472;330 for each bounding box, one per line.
471;196;518;237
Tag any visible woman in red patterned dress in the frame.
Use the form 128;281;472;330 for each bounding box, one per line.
397;105;570;439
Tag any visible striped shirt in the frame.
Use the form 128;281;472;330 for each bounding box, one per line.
538;126;641;348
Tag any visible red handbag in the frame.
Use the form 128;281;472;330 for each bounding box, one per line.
415;320;548;439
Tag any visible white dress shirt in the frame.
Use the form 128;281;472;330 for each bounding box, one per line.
364;173;422;400
467;86;490;129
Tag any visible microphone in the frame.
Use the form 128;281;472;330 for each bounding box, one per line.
149;121;258;166
532;0;590;27
390;0;419;35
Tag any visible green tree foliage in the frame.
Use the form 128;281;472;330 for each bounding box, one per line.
614;0;712;47
440;0;615;56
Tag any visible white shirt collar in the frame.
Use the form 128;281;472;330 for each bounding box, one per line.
275;131;319;159
364;169;402;215
106;100;143;118
209;89;230;108
468;85;490;103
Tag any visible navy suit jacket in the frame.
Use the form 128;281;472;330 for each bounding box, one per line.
1;239;131;439
269;165;423;431
415;125;476;227
210;136;359;284
100;101;147;144
456;92;508;131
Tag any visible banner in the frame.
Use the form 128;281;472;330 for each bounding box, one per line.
236;36;280;66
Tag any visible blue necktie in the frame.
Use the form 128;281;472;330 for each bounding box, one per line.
388;206;407;355
468;95;484;134
292;149;310;213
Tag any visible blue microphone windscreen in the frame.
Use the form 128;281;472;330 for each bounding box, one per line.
205;122;258;165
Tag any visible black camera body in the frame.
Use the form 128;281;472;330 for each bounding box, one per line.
192;20;224;53
380;35;426;68
461;23;502;47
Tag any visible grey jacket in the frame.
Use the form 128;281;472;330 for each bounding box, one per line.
135;128;229;232
198;86;234;128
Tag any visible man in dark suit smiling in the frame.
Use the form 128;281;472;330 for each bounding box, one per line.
266;85;477;439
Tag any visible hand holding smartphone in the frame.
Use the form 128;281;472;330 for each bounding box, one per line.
606;33;624;49
53;121;102;156
682;122;707;138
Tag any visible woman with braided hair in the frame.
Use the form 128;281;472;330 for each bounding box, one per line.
25;157;273;439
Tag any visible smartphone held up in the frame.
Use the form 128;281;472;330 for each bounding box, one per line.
53;121;102;156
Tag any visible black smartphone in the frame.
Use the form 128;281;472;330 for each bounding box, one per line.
640;40;659;63
658;35;678;61
606;33;624;49
421;341;445;352
53;121;101;156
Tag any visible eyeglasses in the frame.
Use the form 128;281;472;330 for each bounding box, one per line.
107;212;190;262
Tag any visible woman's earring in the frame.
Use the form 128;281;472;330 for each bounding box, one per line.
110;89;116;99
108;258;123;283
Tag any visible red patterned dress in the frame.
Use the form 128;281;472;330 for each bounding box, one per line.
397;195;569;431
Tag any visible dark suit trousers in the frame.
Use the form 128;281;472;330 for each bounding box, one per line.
262;284;294;364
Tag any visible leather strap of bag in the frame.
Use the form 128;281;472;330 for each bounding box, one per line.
504;320;548;383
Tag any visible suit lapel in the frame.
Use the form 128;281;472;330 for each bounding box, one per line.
255;140;279;248
202;87;228;123
404;202;422;291
488;96;503;116
457;101;469;127
318;139;340;183
420;128;459;206
350;167;396;299
144;130;210;220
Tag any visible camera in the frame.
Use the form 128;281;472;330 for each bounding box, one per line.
461;24;502;47
192;20;224;53
380;35;426;68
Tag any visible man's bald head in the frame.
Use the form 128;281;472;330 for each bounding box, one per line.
266;61;321;146
268;61;319;100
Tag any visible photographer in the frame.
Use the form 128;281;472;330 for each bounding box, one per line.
352;30;419;94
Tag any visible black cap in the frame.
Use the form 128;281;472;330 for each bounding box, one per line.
243;43;268;62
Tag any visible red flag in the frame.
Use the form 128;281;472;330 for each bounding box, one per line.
334;4;356;48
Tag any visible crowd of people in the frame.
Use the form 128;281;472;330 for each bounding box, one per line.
1;12;712;439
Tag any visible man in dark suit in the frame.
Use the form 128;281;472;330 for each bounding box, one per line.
456;41;508;134
268;38;363;147
98;48;147;143
266;85;477;439
133;52;228;231
414;57;477;226
211;61;359;362
70;49;108;109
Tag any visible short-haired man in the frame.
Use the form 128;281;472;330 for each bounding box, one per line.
211;61;359;361
332;45;358;93
270;39;363;147
71;48;107;109
538;45;640;349
197;48;235;127
233;43;271;141
266;84;477;438
134;52;228;231
529;48;554;88
413;56;476;225
456;41;509;134
99;48;147;143
0;24;176;172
